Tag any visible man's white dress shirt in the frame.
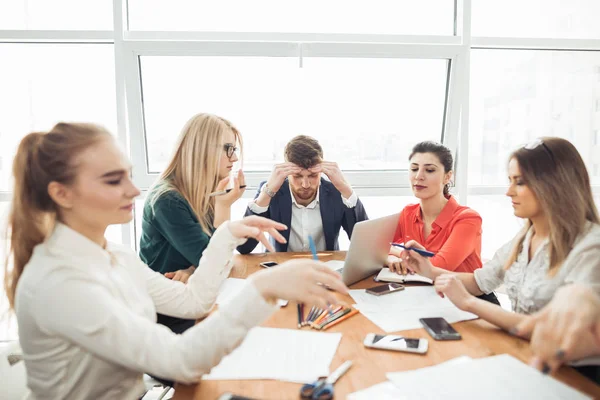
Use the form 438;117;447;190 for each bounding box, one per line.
248;185;357;252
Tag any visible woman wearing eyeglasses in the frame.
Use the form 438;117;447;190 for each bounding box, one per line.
401;137;600;342
139;113;246;334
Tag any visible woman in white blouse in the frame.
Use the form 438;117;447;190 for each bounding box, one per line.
3;123;348;400
400;137;600;345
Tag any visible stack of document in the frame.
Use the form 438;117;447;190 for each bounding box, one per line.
350;286;477;332
203;327;342;383
349;355;590;399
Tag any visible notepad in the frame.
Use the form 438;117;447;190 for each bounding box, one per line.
376;267;433;284
386;354;591;399
203;327;342;383
350;286;477;332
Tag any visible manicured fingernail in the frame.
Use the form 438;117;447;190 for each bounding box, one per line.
541;363;551;375
555;350;565;360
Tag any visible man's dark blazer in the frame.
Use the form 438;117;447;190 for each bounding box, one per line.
237;178;369;254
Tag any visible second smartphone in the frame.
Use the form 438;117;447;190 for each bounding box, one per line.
366;283;405;296
419;317;462;340
363;333;428;354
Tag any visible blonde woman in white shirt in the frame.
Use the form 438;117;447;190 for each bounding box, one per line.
400;137;600;335
3;123;348;400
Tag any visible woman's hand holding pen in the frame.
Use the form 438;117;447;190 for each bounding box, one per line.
399;240;435;278
214;170;246;206
250;260;349;308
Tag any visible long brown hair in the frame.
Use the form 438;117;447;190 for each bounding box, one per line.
149;113;242;236
504;137;599;275
4;123;111;308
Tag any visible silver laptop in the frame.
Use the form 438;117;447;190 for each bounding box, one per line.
339;213;400;286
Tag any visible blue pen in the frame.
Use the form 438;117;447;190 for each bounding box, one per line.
391;243;435;258
308;235;335;316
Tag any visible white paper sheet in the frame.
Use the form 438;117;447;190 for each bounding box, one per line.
203;327;342;383
350;286;477;332
387;354;591;400
347;357;472;400
216;278;288;307
347;382;406;400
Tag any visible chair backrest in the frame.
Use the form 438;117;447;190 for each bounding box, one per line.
0;341;28;400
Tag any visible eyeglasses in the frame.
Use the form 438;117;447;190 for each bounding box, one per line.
523;138;555;163
223;143;239;159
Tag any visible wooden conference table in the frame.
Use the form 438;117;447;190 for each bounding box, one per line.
174;251;600;400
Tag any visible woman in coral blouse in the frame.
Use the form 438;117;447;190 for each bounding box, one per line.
387;141;499;304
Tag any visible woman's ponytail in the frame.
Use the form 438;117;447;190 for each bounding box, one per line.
4;123;110;308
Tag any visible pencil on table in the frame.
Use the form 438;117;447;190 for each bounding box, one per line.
313;308;324;323
322;308;359;330
309;309;328;328
304;306;316;327
297;304;302;328
313;305;342;327
316;307;352;330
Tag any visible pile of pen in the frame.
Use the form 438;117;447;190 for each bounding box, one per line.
296;304;359;331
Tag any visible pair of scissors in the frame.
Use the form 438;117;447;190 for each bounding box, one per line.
300;360;353;400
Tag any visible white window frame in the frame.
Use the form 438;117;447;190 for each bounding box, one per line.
1;0;600;245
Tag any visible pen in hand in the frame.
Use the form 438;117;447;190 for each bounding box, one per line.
208;185;247;197
390;243;435;258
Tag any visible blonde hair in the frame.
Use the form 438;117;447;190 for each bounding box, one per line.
149;113;242;236
504;137;599;275
4;123;111;308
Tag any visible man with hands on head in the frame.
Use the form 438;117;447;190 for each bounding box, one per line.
237;135;368;254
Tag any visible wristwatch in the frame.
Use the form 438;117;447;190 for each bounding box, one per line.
261;183;277;198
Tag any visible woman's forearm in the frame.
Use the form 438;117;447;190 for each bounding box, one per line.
213;204;231;228
465;296;525;332
430;267;483;296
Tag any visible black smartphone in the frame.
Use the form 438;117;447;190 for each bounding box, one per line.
259;261;278;268
365;283;405;296
217;393;257;400
419;317;461;340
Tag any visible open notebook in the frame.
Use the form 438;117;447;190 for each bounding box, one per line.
376;267;433;284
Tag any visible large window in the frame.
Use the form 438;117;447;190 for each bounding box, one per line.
141;56;449;173
1;0;600;313
472;0;600;39
128;0;455;35
0;0;112;30
0;44;117;191
469;50;600;186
